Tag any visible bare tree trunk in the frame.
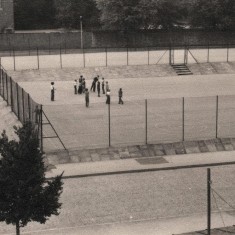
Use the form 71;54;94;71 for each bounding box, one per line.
16;220;20;235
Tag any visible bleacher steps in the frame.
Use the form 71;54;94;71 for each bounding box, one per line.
171;64;193;75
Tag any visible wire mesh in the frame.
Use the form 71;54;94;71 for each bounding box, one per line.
184;96;217;140
148;98;183;144
218;95;235;138
110;100;145;146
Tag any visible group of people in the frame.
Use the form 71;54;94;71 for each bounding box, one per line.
73;75;87;95
50;75;124;107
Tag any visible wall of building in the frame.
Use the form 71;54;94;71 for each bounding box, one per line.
0;0;14;33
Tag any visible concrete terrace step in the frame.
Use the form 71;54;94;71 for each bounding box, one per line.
45;138;235;166
171;63;193;76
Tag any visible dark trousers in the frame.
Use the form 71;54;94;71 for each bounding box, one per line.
85;98;89;107
102;85;105;94
97;89;100;97
74;85;77;94
51;90;54;101
106;95;110;104
119;97;123;104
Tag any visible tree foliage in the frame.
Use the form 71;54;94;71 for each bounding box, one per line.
189;0;235;30
96;0;182;30
14;0;56;30
55;0;100;29
0;122;63;235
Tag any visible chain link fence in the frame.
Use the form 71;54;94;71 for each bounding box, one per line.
0;67;42;149
41;95;235;152
1;44;235;71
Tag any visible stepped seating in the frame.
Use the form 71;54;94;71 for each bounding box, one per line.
171;63;193;75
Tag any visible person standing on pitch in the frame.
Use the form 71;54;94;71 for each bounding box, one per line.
90;78;96;92
105;81;109;94
50;82;55;101
85;88;89;107
106;89;111;104
118;88;124;104
97;79;101;97
82;78;86;93
102;77;105;94
74;79;78;94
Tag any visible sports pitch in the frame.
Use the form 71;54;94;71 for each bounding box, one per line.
9;69;235;152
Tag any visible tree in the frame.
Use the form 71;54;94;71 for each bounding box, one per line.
189;0;235;30
55;0;100;29
14;0;56;30
0;122;63;235
96;0;182;30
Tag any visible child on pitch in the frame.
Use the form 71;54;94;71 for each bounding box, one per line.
106;89;111;104
85;88;89;107
105;81;109;94
50;82;55;101
82;78;86;93
118;88;124;104
74;79;78;94
102;77;105;94
97;79;101;97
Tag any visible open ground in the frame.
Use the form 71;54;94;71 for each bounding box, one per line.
7;60;235;152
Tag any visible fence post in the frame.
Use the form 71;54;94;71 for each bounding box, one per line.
16;83;20;119
28;93;31;121
10;77;13;111
182;97;185;141
2;71;5;99
127;47;129;66
28;38;31;56
207;168;211;235
169;44;172;65
227;44;229;62
37;47;39;70
207;43;210;63
0;67;2;96
105;47;108;67
147;47;150;65
216;96;218;138
83;48;86;68
48;34;51;55
13;47;16;71
22;88;25;122
145;99;148;145
60;46;62;69
40;105;43;152
6;74;9;105
108;103;111;147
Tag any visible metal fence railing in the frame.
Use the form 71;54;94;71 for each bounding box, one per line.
0;44;235;71
42;94;235;152
0;66;43;150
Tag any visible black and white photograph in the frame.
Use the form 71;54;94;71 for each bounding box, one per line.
0;0;235;234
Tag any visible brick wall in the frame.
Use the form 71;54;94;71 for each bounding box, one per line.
0;0;14;33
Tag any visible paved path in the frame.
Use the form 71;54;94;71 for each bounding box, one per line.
46;150;235;179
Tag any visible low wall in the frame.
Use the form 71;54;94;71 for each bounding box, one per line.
91;30;235;48
0;30;235;51
0;32;92;51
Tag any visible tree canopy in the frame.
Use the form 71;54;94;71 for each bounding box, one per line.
190;0;235;30
13;0;235;30
95;0;181;30
54;0;100;29
0;122;63;235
